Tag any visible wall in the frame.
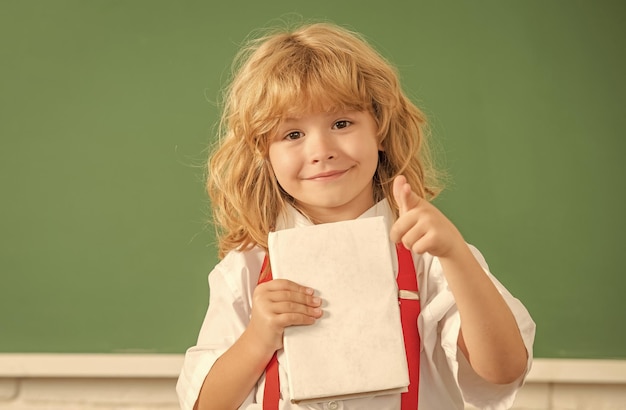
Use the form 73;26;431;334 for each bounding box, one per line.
0;356;625;409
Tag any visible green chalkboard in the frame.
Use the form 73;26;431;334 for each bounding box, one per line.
1;1;625;358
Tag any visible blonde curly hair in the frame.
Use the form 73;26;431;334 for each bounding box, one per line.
208;22;442;258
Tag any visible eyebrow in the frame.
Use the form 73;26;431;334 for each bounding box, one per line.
281;117;300;123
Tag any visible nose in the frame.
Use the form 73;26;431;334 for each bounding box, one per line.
307;131;336;163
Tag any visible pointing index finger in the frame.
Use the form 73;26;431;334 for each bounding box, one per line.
393;175;411;215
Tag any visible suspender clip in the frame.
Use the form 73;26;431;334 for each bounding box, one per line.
398;290;420;300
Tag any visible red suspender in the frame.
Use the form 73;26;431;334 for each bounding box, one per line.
396;243;421;409
257;244;421;409
257;256;281;409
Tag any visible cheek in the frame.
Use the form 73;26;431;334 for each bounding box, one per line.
360;142;382;172
268;146;295;184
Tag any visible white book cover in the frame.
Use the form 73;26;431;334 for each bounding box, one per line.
268;216;409;404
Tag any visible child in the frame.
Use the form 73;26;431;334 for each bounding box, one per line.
177;22;535;410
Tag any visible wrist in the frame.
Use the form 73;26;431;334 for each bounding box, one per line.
243;323;281;360
439;235;471;261
438;241;480;276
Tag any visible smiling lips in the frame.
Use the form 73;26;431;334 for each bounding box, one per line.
305;168;350;181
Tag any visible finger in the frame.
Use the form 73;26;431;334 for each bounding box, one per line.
269;290;322;308
393;175;410;215
263;279;314;296
272;301;323;319
393;175;421;216
390;209;419;244
276;312;318;327
262;280;320;307
398;222;427;254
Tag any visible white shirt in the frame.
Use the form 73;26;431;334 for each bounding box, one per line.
177;200;536;410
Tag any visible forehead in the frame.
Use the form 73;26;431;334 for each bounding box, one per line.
276;93;366;121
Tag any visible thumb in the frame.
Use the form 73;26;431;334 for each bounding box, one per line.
393;175;420;215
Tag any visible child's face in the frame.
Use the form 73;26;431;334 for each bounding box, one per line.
269;110;380;223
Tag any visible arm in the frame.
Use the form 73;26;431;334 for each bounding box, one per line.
390;176;527;385
439;244;528;384
195;279;322;410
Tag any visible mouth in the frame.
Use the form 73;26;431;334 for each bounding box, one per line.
305;169;350;181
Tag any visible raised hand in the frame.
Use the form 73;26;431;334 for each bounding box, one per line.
390;175;528;384
389;175;465;258
248;279;322;354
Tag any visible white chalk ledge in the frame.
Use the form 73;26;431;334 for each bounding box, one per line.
0;354;624;384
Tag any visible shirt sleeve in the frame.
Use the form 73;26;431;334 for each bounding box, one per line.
419;245;536;410
176;250;263;410
457;246;536;409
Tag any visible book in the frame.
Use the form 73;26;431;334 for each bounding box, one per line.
268;216;409;404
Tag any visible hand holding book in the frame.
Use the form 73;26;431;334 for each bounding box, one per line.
248;278;323;354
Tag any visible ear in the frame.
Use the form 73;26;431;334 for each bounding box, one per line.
376;132;385;151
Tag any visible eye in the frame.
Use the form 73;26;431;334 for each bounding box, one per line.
333;120;351;129
284;131;303;141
